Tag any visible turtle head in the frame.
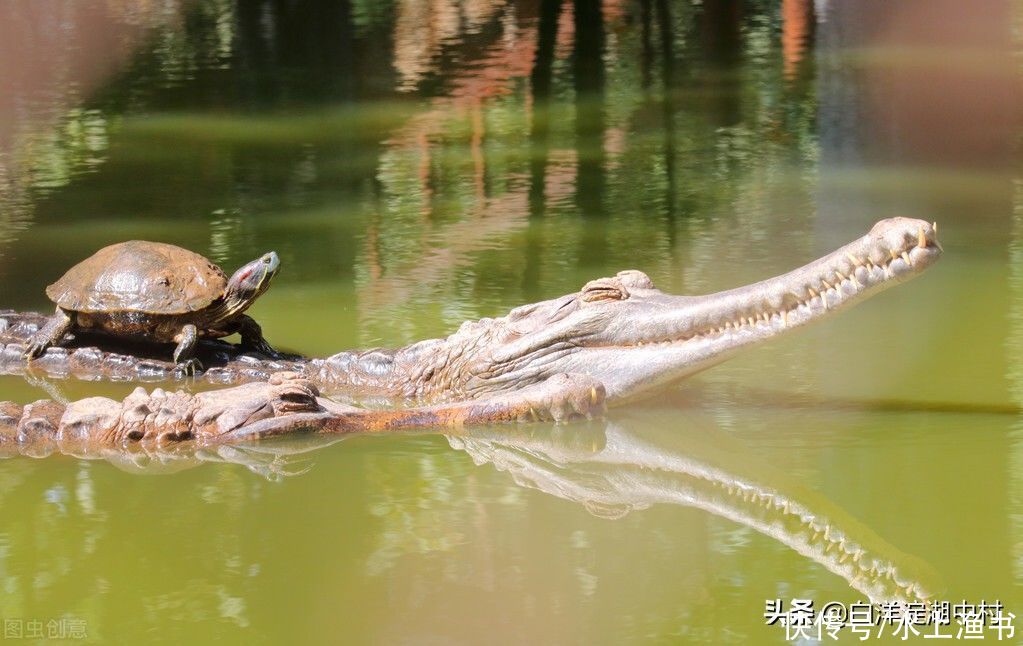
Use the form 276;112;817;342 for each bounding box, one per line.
223;252;280;314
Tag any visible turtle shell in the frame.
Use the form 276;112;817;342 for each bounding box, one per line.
46;241;228;315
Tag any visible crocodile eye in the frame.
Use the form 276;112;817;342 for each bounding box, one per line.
616;270;654;290
580;277;630;303
270;381;322;414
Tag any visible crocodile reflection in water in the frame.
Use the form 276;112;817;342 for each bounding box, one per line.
448;412;942;605
1;404;940;605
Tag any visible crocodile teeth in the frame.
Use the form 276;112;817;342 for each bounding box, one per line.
918;226;927;249
901;251;912;266
846;252;863;267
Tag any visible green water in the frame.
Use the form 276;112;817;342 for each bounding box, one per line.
0;1;1021;643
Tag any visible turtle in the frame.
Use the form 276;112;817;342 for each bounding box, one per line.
24;241;283;373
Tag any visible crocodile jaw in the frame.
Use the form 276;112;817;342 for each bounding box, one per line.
475;218;942;403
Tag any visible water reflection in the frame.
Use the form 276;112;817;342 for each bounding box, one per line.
0;0;826;330
0;2;183;257
15;412;940;605
781;0;814;82
0;450;266;638
450;412;941;605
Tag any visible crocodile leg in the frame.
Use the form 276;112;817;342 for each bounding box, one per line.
232;373;608;441
401;372;606;427
0;373;608;452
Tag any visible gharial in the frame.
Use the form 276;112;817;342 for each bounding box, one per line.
23;241;284;373
1;218;943;440
0;220;941;442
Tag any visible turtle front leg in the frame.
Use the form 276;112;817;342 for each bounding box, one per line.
24;308;74;360
173;324;203;375
235;315;285;359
